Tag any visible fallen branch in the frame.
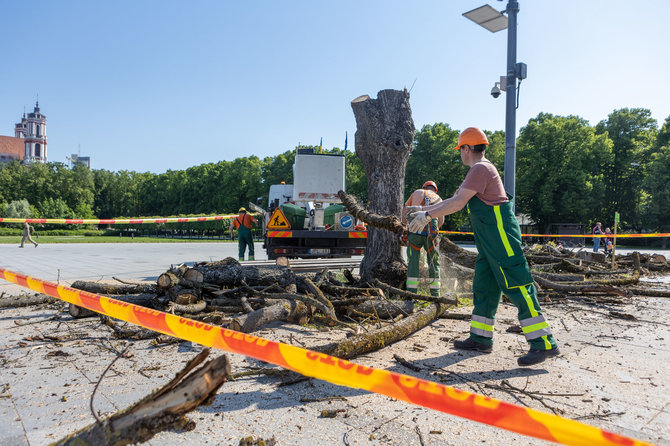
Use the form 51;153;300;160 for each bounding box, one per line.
53;349;231;446
316;302;449;359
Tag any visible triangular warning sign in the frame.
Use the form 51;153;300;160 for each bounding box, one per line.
267;208;291;229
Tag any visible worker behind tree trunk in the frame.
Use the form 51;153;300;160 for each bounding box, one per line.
230;207;257;261
19;221;38;248
402;181;444;296
408;127;559;366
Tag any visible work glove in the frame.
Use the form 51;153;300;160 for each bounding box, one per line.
407;211;432;233
405;205;422;215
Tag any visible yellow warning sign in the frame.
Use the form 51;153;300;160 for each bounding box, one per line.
267;208;291;229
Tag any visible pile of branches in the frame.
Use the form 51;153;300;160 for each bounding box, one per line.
70;257;457;358
439;237;670;304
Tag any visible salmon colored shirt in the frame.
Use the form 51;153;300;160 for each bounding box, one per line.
460;160;508;206
232;213;255;229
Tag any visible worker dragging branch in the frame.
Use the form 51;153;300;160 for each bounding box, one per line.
408;127;559;366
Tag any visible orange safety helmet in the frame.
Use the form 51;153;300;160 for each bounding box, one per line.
422;181;438;193
453;127;489;150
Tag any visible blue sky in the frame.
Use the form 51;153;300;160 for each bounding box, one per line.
1;1;669;173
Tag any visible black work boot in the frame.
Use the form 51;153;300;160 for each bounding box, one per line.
453;337;492;353
517;347;560;366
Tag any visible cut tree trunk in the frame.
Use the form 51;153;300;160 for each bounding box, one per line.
228;300;309;333
53;350;230;446
351;89;414;286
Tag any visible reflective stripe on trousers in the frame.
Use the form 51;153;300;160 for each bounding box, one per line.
470;315;495;338
520;314;552;340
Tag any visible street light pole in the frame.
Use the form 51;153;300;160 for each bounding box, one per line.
503;0;519;200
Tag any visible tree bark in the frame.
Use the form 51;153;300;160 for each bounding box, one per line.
70;281;156;295
228;300;309;333
351;89;414;286
53;350;231;446
195;257;297;288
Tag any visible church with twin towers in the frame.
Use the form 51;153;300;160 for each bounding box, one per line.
14;101;48;163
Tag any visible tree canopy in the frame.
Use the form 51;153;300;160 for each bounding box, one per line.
2;108;669;236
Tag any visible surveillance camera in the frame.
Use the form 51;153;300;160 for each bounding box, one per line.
490;83;501;99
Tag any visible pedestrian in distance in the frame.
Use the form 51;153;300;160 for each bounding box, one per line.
230;207;257;261
407;127;559;366
592;222;603;252
402;181;443;296
19;221;38;248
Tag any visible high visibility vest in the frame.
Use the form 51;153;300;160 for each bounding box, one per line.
233;214;254;229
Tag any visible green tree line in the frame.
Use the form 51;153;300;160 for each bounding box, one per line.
2;109;669;235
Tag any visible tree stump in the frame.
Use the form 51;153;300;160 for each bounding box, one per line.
351;89;414;286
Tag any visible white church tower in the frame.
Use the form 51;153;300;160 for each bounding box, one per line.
21;101;48;163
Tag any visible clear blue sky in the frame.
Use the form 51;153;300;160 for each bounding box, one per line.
1;1;669;173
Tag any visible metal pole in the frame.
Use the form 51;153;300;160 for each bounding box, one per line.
504;0;519;202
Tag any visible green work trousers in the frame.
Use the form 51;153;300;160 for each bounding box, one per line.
467;196;557;351
237;226;255;261
406;222;440;297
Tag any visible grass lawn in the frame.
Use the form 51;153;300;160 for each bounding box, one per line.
0;235;240;244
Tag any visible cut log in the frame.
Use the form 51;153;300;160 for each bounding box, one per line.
228;300;309;333
53;350;231;446
317;302;449;359
195;257;297;288
70;281;155;295
0;293;57;308
183;268;204;283
350;89;413;286
167;300;207;314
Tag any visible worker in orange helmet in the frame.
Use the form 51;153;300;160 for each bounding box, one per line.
230;207;258;261
407;127;559;366
402;181;443;296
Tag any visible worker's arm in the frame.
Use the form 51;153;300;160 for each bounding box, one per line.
407;187;476;233
423;187;476;218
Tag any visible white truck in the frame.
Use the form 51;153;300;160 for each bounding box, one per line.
260;148;366;259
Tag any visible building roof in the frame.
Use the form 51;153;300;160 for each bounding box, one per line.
0;135;24;160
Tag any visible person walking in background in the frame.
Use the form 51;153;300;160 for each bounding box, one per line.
402;181;443;296
20;221;38;248
407;127;559;366
592;222;603;252
230;207;257;261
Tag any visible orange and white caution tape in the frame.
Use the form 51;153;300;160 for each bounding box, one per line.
0;266;653;446
0;215;240;225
